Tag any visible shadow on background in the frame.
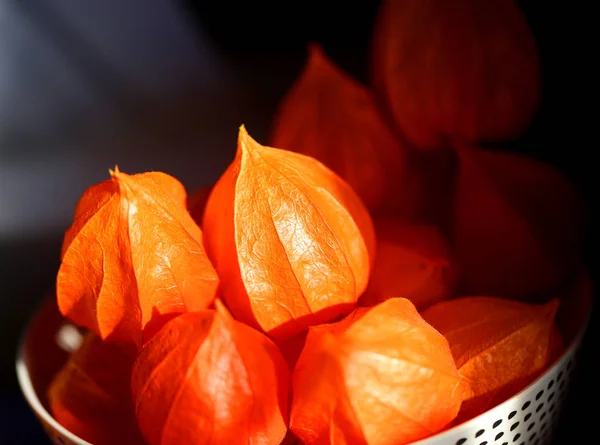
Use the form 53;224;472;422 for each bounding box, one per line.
0;1;597;443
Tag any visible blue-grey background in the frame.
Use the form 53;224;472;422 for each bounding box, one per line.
0;1;596;443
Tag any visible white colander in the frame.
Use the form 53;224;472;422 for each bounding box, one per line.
16;270;592;445
410;270;593;445
410;330;581;445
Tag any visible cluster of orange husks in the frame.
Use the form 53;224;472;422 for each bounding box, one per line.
47;1;587;444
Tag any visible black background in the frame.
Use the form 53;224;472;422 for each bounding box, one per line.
1;1;596;443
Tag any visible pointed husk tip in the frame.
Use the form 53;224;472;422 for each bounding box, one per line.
307;42;325;58
108;165;121;177
237;124;262;155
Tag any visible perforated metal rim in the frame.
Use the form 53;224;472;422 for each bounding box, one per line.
409;312;590;445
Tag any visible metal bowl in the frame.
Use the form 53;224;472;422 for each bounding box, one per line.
17;270;592;445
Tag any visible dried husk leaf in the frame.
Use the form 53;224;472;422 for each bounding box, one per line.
131;306;290;445
47;333;144;445
359;217;457;310
422;296;562;422
371;0;540;149
453;146;586;299
290;298;466;445
202;126;376;340
57;168;219;347
271;44;407;212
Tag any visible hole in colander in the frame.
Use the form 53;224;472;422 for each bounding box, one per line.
510;422;519;431
530;432;537;442
567;360;573;371
479;442;487;445
535;390;544;400
493;419;502;428
456;439;467;445
527;422;536;432
548;392;555;401
536;403;544;412
508;410;517;419
533;438;540;445
475;429;485;438
495;431;504;441
501;443;508;445
521;401;531;410
513;433;521;442
540;412;547;421
559;380;566;390
557;371;563;381
547;379;555;389
524;413;532;422
541;422;547;431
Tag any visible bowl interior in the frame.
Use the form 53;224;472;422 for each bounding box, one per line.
16;295;90;444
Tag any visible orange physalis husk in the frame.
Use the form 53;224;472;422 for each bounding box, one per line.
47;332;144;445
202;126;376;340
278;330;309;373
390;147;459;227
371;0;540;149
187;183;214;227
453;145;587;299
131;301;290;445
281;430;303;445
359;217;457;310
290;298;467;445
422;296;563;423
57;168;219;348
270;43;407;212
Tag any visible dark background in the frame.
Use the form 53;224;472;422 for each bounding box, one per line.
0;1;596;443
